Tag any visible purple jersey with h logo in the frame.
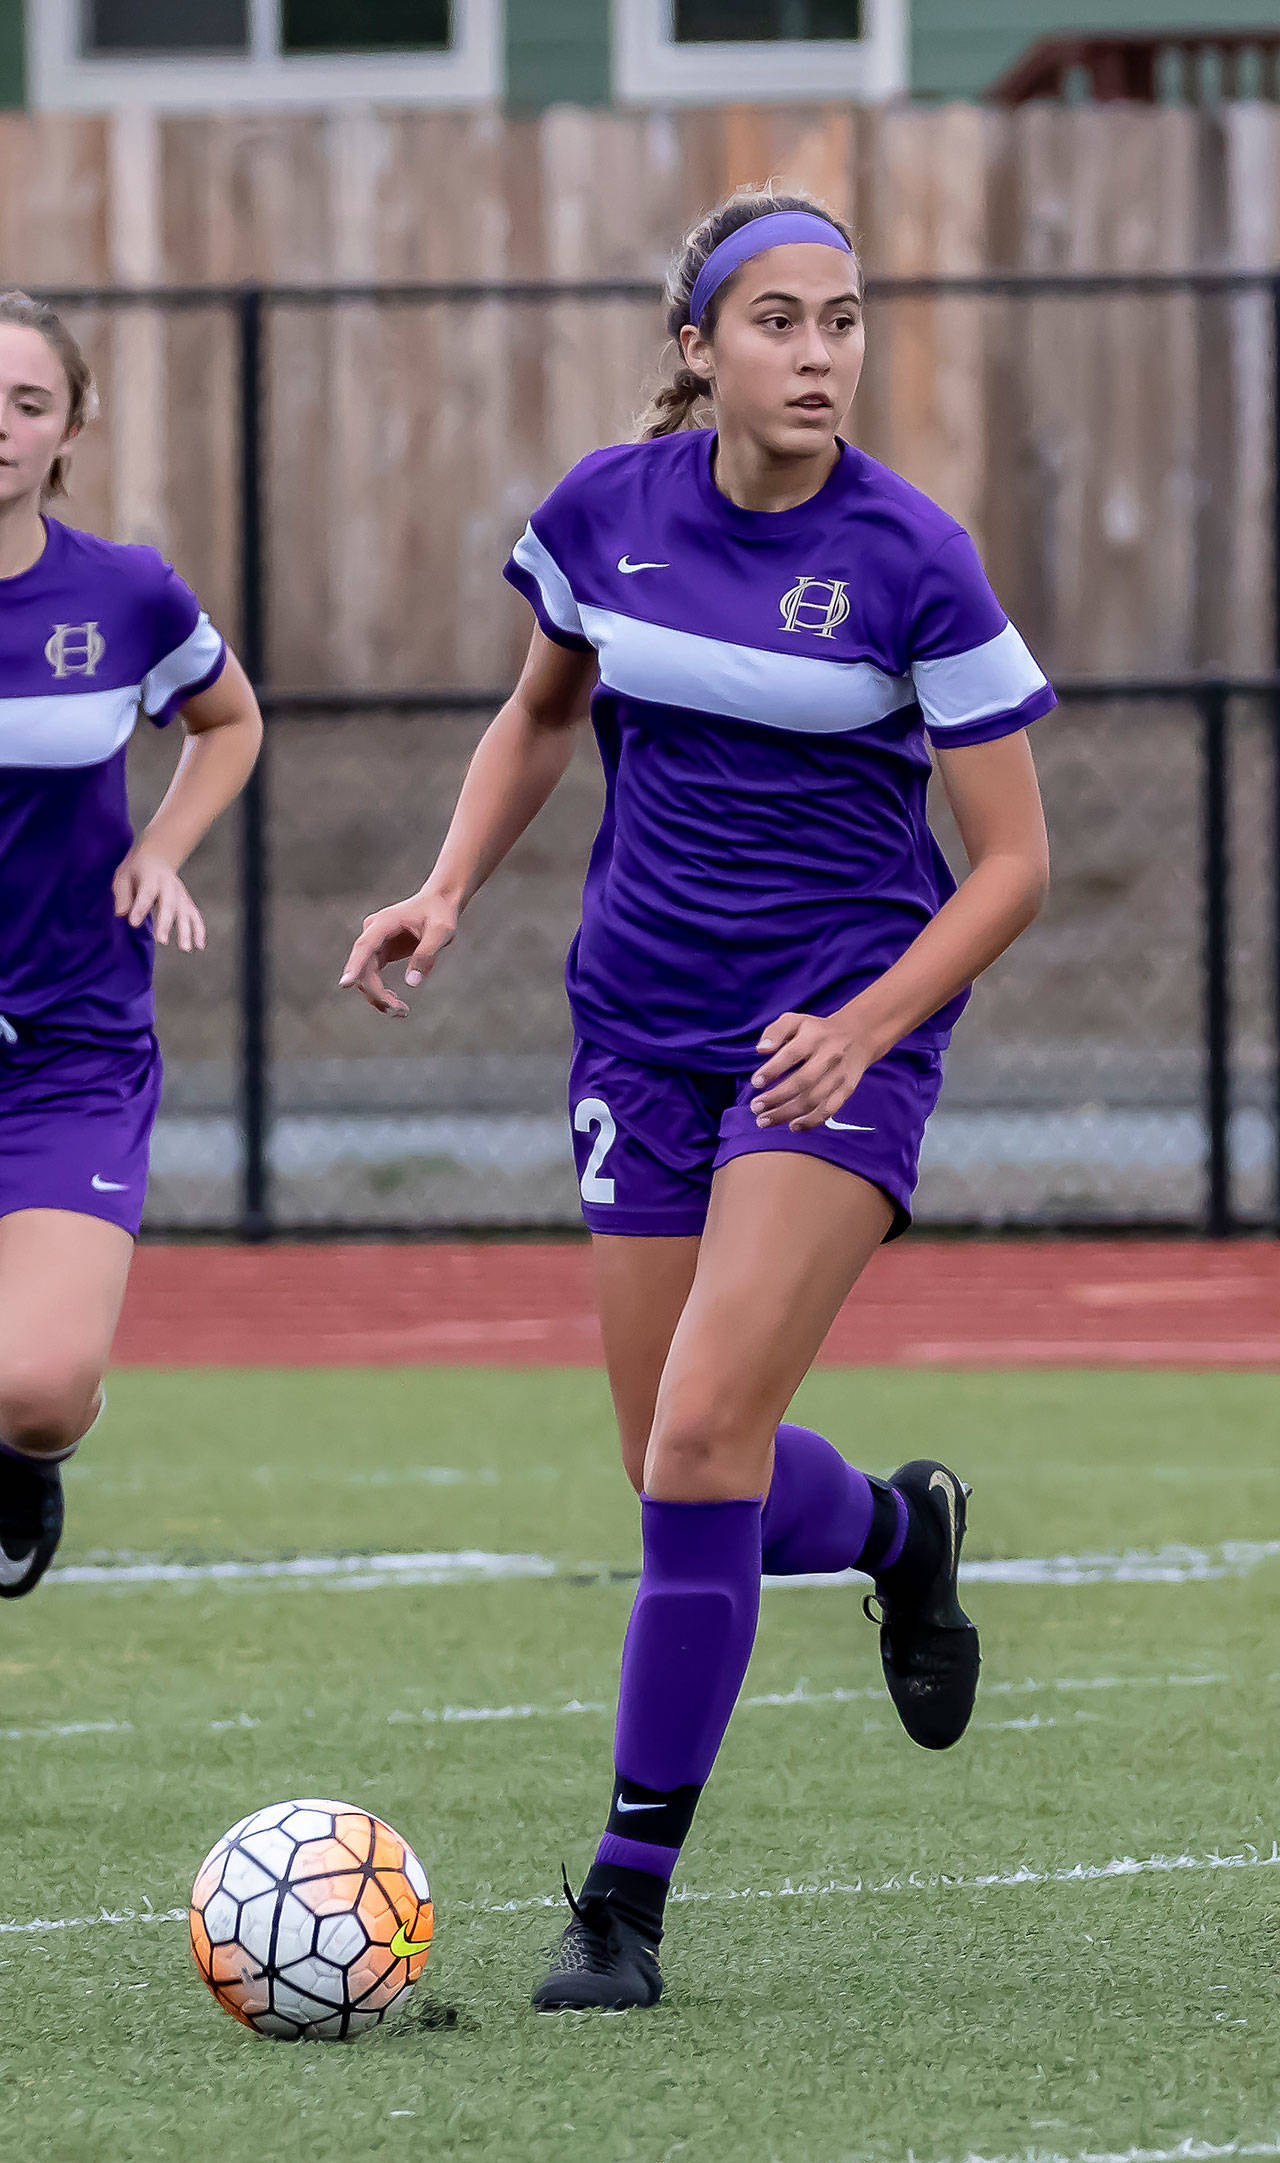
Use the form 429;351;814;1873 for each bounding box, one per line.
0;517;226;1037
504;430;1054;1069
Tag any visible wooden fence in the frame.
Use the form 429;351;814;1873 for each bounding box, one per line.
3;100;1280;683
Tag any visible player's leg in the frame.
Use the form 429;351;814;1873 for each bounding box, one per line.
720;1040;962;1588
590;1233;700;1492
575;1030;875;1508
707;1044;979;1750
569;1035;717;1492
0;1209;134;1595
534;1155;904;2011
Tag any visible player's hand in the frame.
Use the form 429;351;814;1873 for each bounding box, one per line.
338;892;458;1018
749;1009;876;1131
112;844;206;953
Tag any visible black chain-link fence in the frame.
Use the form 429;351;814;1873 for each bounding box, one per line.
41;274;1280;1235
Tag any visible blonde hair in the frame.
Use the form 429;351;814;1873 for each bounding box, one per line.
0;290;97;498
636;182;859;440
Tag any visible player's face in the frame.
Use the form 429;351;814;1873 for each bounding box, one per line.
682;243;865;455
0;325;76;508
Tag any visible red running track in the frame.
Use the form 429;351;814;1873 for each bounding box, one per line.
113;1239;1280;1369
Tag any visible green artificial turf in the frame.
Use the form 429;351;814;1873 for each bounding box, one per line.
1;1367;1276;2162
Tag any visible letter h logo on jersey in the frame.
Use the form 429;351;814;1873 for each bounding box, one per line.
779;577;850;639
45;622;106;678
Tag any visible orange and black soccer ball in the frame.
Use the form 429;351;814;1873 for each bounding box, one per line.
189;1799;434;2039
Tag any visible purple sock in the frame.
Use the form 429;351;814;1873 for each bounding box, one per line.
761;1423;907;1576
586;1495;762;1902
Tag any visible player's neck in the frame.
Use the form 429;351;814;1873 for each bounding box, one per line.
0;495;49;581
709;425;839;516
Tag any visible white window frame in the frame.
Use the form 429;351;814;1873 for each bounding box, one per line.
613;0;906;104
29;0;501;109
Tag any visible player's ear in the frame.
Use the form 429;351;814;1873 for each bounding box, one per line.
678;322;715;385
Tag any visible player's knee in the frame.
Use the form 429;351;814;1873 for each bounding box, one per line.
645;1393;751;1498
615;1424;649;1496
0;1360;98;1455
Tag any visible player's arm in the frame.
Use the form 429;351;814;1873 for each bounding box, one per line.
340;627;597;1017
751;730;1049;1129
113;651;263;952
846;728;1049;1056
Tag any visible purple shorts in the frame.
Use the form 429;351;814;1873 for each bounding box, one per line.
569;1035;944;1241
0;1020;162;1239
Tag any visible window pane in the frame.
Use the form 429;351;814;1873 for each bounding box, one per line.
674;1;862;39
282;0;451;52
85;0;248;52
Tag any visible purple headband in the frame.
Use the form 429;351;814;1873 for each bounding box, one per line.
688;210;853;329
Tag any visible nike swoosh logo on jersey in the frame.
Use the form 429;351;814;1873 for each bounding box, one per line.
617;555;669;573
91;1174;129;1192
929;1468;959;1577
389;1919;433;1959
615;1797;661;1813
825;1119;875;1132
0;1547;36;1587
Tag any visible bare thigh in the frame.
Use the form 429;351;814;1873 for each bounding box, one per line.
0;1210;134;1451
591;1233;700;1492
644;1155;894;1502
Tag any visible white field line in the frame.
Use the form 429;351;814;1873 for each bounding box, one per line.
5;1843;1278;1943
0;1719;134;1741
1;1671;1218;1749
901;2143;1280;2163
773;1543;1280;1589
37;1541;1280;1594
387;1669;1216;1729
43;1550;556;1590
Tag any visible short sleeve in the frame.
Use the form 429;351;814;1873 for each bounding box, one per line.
139;558;227;728
502;466;593;652
908;530;1055;749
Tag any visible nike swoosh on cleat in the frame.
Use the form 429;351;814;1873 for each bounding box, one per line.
617;556;669;573
614;1798;661;1813
389;1920;433;1959
929;1468;959;1577
91;1174;129;1192
825;1119;875;1132
0;1549;36;1587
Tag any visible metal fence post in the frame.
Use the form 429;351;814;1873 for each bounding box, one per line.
1201;684;1232;1236
237;287;270;1240
1273;274;1280;1233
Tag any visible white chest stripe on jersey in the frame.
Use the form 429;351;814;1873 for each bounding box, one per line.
579;605;916;737
0;683;141;770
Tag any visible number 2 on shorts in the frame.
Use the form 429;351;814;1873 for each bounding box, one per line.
574;1096;616;1204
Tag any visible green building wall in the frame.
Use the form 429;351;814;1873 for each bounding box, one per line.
0;0;24;110
505;0;610;110
910;0;1280;101
5;0;1277;113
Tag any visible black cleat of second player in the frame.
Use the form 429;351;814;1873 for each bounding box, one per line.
865;1457;981;1750
0;1454;65;1599
532;1875;663;2013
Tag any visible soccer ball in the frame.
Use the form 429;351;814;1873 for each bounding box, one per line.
189;1798;434;2040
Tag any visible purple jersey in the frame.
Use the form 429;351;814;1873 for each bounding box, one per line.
503;430;1054;1068
0;517;226;1037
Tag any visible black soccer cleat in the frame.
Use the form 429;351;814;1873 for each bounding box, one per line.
0;1456;65;1600
864;1458;980;1751
532;1873;663;2013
